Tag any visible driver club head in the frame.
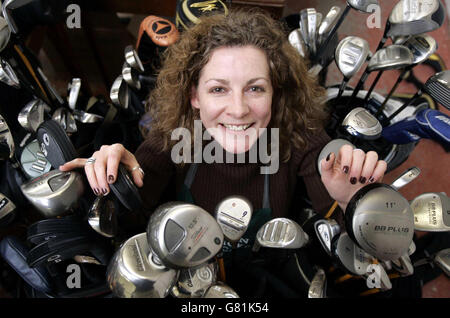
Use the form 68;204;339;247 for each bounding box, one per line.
124;45;144;73
202;282;239;298
314;218;341;256
308;268;327;298
176;259;218;298
402;34;437;66
214;195;253;244
367;45;414;72
253;218;309;252
106;232;179;298
345;183;415;261
110;75;129;110
18;99;49;133
147;202;224;269
411;192;450;231
341;107;382;140
20;169;85;218
423;70;450;110
388;0;445;37
88;195;118;238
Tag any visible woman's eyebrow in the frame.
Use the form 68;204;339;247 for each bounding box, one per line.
205;77;269;84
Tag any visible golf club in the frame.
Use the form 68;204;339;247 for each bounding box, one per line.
52;107;78;134
202;282;239;298
176;259;218;298
317;6;341;46
341;107;382;140
411;192;449;232
19;139;51;179
67;78;81;110
308;268;327;298
87;195;118;238
17;99;48;132
314;218;341;256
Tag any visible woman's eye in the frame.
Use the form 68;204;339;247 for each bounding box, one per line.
210;87;225;93
249;86;265;92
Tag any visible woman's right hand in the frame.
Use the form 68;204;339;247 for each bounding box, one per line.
59;143;144;196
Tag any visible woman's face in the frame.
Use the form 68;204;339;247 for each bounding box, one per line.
191;45;273;154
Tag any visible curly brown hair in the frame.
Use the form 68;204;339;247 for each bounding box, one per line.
146;7;329;163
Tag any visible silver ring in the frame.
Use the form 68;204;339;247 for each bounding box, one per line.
86;157;96;165
131;165;144;175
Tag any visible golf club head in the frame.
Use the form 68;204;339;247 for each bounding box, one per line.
341;107;382;140
1;0;34;34
314;218;341;256
122;62;141;91
390;35;411;44
73;109;104;124
147;202;224;269
306;8;317;56
106;232;179;298
109;163;143;211
0;192;16;226
124;45;144;73
345;183;415;261
318;6;341;45
176;259;218;298
335;36;370;78
317;138;355;175
390;166;421;190
402;34;437;65
347;0;379;13
214;195;253;243
332;231;374;276
388;0;445;37
423;70;450;110
299;9;310;51
88;195;118;238
288;28;307;58
391;252;414;276
0;17;11;52
0;114;15;160
18;99;49;133
368;45;414;72
411;192;450;231
202;282;239;298
0;58;20;88
20;169;85;218
110;75;129;110
308;268;327;298
253;218;309;252
20;139;51;179
67;78;81;110
434;248;450;276
52;107;78;134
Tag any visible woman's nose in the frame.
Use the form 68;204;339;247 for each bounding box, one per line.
226;92;249;118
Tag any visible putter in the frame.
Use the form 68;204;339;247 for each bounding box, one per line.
19;139;51;179
17;99;48;133
87;195;118;238
214;195;253;244
67;78;81;110
252;218;309;252
314;218;341;256
341;107;382;140
308;268;327;298
147;202;224;269
202;282;239;298
334;36;371;99
106;232;179;298
176;259;218;298
411;192;450;232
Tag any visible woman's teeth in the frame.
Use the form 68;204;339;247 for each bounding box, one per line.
223;124;251;131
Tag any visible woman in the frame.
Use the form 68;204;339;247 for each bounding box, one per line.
60;8;386;295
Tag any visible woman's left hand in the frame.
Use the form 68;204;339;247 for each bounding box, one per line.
319;145;387;212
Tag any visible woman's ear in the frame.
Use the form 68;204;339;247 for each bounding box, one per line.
190;86;200;110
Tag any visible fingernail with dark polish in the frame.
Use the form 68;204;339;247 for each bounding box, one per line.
326;152;332;161
102;188;108;195
369;176;375;183
93;188;99;195
350;177;357;184
108;175;114;183
343;166;349;174
359;177;366;184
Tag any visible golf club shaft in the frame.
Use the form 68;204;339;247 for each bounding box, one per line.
337;77;349;100
363;71;384;105
375;68;409;117
383;90;421;126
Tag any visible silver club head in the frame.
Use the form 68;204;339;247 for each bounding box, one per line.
391;252;414;276
367;45;414;72
202;282;239;298
308;268;327;298
177;259;218;298
335;36;370;79
390;166;421;190
147;202;224;269
124;45;144;73
423;70;450;110
333;232;374;276
411;192;450;232
299;9;310;52
1;0;34;34
0;192;16;223
67;78;81;110
0;17;11;53
388;0;445;37
88;195;118;238
390;35;410;45
0;114;15;160
18;99;47;133
73;109;104;124
318;6;341;45
347;0;379;13
402;34;437;65
20;139;51;179
317;139;355;175
341;107;382;140
106;232;180;298
52;107;78;134
20;169;85;218
0;58;20;88
314;218;341;256
345;184;415;261
214;195;252;243
306;8;317;56
110;75;129;110
253;218;309;252
288;29;307;58
434;248;450;276
122;62;141;91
